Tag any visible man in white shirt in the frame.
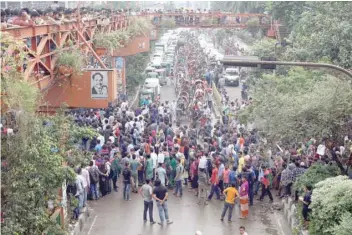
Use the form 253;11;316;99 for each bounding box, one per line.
226;143;234;157
76;168;86;210
157;151;165;165
151;147;158;169
108;133;115;144
126;108;135;119
158;104;164;114
81;165;90;207
121;100;128;112
198;154;207;170
97;134;105;145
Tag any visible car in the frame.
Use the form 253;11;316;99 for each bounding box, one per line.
224;68;240;86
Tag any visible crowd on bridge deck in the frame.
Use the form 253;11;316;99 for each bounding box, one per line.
0;4;269;30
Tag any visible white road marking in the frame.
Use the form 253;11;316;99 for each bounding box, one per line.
87;215;98;235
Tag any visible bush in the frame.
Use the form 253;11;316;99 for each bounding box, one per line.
294;163;341;193
56;49;85;74
309;176;352;235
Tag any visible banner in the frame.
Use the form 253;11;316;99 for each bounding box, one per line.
91;71;108;99
115;57;126;98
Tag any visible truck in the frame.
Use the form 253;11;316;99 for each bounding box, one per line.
224;67;240;86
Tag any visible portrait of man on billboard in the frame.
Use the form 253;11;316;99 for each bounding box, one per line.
91;71;108;99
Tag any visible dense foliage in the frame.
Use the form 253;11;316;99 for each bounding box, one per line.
1;33;97;235
286;2;352;69
268;1;352;69
125;52;150;93
56;49;85;74
294;164;341;192
212;1;266;13
240;68;352;145
309;176;352;235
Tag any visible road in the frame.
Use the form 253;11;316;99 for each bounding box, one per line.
82;84;291;235
223;85;242;102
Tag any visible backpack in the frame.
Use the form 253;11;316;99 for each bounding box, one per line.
89;166;100;183
67;182;77;196
122;168;130;181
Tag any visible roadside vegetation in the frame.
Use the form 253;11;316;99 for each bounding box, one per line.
1;33;97;235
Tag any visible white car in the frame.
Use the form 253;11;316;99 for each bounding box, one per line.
224;68;240;86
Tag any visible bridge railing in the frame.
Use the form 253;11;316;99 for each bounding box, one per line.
1;12;276;91
1;15;130;90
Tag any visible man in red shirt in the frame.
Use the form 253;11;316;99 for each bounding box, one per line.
258;172;273;202
207;164;220;200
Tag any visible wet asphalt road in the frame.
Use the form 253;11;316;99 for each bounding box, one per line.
82;84;291;235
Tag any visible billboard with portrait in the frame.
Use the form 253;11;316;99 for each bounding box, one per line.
91;71;108;99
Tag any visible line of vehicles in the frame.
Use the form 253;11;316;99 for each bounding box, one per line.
139;29;186;106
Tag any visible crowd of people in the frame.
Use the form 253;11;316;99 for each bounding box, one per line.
63;32;339;233
67;81;320;229
1;5;250;30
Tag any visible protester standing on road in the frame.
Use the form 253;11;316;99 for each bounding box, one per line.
145;154;154;181
221;183;239;221
122;162;132;201
140;179;156;224
208;163;220;200
239;175;249;219
130;154;141;193
174;158;184;197
258;170;273;202
153;179;173;225
156;162;168;186
81;163;90;207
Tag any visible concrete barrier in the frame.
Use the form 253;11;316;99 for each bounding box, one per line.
211;82;222;120
282;198;309;235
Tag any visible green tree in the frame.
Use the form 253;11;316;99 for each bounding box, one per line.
286;2;352;69
212;1;266;13
309;176;352;235
294;164;341;193
250;38;282;58
240;67;352;146
125;52;150;93
1;33;97;235
269;1;309;30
